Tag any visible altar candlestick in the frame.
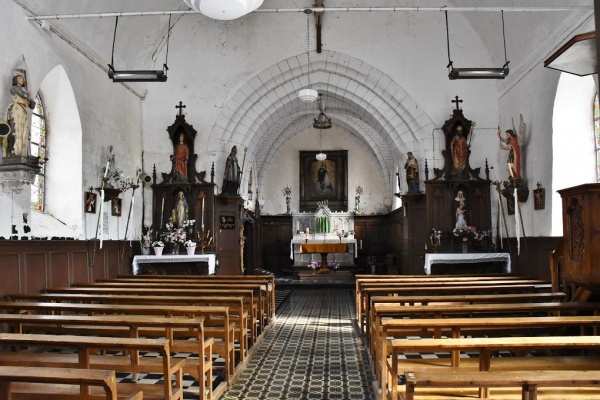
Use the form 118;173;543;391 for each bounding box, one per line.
160;196;165;229
104;161;110;178
296;221;299;231
305;227;309;237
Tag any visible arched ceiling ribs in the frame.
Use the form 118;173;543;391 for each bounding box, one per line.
206;50;436;195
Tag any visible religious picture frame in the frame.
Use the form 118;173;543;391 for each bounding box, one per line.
533;187;545;210
299;150;348;212
84;191;97;214
111;198;122;217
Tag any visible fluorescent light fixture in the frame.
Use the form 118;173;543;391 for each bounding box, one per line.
108;67;167;82
449;66;509;80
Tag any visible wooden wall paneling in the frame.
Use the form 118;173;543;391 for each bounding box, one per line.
0;253;21;295
400;194;426;275
260;216;292;276
507;237;562;281
214;195;243;275
48;251;70;289
354;215;389;272
24;251;48;294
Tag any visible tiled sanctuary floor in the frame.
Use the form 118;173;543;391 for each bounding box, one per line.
220;288;376;400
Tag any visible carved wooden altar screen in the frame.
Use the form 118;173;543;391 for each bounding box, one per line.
424;102;492;252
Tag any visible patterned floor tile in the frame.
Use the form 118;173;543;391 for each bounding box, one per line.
220;289;376;400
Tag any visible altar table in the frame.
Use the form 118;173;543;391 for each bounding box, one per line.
300;243;349;273
424;253;511;275
132;254;216;275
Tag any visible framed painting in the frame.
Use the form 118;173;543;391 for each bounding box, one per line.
299;150;348;212
111;198;122;217
85;192;97;214
533;187;545;210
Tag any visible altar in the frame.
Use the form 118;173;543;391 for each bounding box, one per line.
132;254;216;275
290;235;357;267
424;253;511;275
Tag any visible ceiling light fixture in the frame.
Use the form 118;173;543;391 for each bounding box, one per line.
314;93;331;161
183;0;263;20
445;11;510;80
299;9;318;103
108;16;170;83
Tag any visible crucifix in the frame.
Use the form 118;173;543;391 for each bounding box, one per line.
451;96;463;111
175;101;186;116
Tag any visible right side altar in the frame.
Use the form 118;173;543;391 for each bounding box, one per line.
424;100;493;251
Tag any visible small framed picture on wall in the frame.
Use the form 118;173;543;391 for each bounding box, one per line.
533;184;545;210
111;198;122;217
85;191;97;214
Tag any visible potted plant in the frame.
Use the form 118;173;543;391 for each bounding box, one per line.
308;261;320;274
184;240;197;255
152;240;164;256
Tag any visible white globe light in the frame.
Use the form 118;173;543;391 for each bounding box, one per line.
189;0;201;11
200;0;249;20
316;152;327;161
299;88;318;103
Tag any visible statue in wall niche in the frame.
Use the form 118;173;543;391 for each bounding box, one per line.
6;69;35;157
450;125;469;173
171;132;189;182
221;145;241;195
404;152;419;193
454;190;468;230
172;190;189;228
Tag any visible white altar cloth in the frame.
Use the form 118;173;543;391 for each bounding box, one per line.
424;253;511;275
290;237;358;259
132;254;216;275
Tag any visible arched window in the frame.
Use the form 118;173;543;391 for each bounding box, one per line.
594;92;600;182
30;92;46;211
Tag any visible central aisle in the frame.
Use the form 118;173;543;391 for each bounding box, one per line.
221;288;376;400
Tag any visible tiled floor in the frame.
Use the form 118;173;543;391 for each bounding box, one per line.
220;288;376;400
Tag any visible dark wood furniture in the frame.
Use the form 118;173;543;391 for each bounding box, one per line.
260;215;293;276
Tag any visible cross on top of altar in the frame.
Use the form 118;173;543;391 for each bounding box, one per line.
451;95;463;111
176;101;186;116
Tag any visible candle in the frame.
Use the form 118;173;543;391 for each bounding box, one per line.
160;196;165;229
201;198;205;230
104;161;110;178
296;221;299;231
360;240;363;250
305;227;309;237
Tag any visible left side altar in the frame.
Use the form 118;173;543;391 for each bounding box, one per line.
142;106;217;275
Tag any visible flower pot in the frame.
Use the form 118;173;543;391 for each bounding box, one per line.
186;246;196;255
153;247;163;256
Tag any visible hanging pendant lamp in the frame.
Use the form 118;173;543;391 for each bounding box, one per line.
184;0;263;20
298;10;318;103
314;94;330;161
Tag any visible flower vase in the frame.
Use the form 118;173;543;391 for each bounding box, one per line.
153;247;163;256
186;246;196;255
462;241;469;254
172;242;180;254
141;247;150;255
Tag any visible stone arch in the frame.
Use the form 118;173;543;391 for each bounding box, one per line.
207;50;436;196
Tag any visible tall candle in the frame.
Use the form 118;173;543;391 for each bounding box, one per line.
305;227;309;237
103;161;110;178
160;197;165;229
201;198;205;230
296;221;299;231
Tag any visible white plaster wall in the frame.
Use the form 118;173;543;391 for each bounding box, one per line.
0;2;143;240
259;127;387;216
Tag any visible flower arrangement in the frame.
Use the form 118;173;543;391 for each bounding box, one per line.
184;240;196;248
336;231;343;241
152;240;164;247
355;186;364;196
430;228;441;249
282;186;292;198
161;222;187;244
453;226;483;242
308;261;320;270
327;260;340;270
182;219;195;228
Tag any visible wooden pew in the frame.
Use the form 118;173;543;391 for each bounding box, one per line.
116;275;275;325
367;291;566;341
371;301;600;361
0;366;140;400
0;313;212;400
77;281;266;339
376;315;600;388
0;333;183;400
385;335;600;400
355;275;530;324
0;301;236;387
403;369;600;400
44;286;260;344
361;284;542;338
8;292;249;364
